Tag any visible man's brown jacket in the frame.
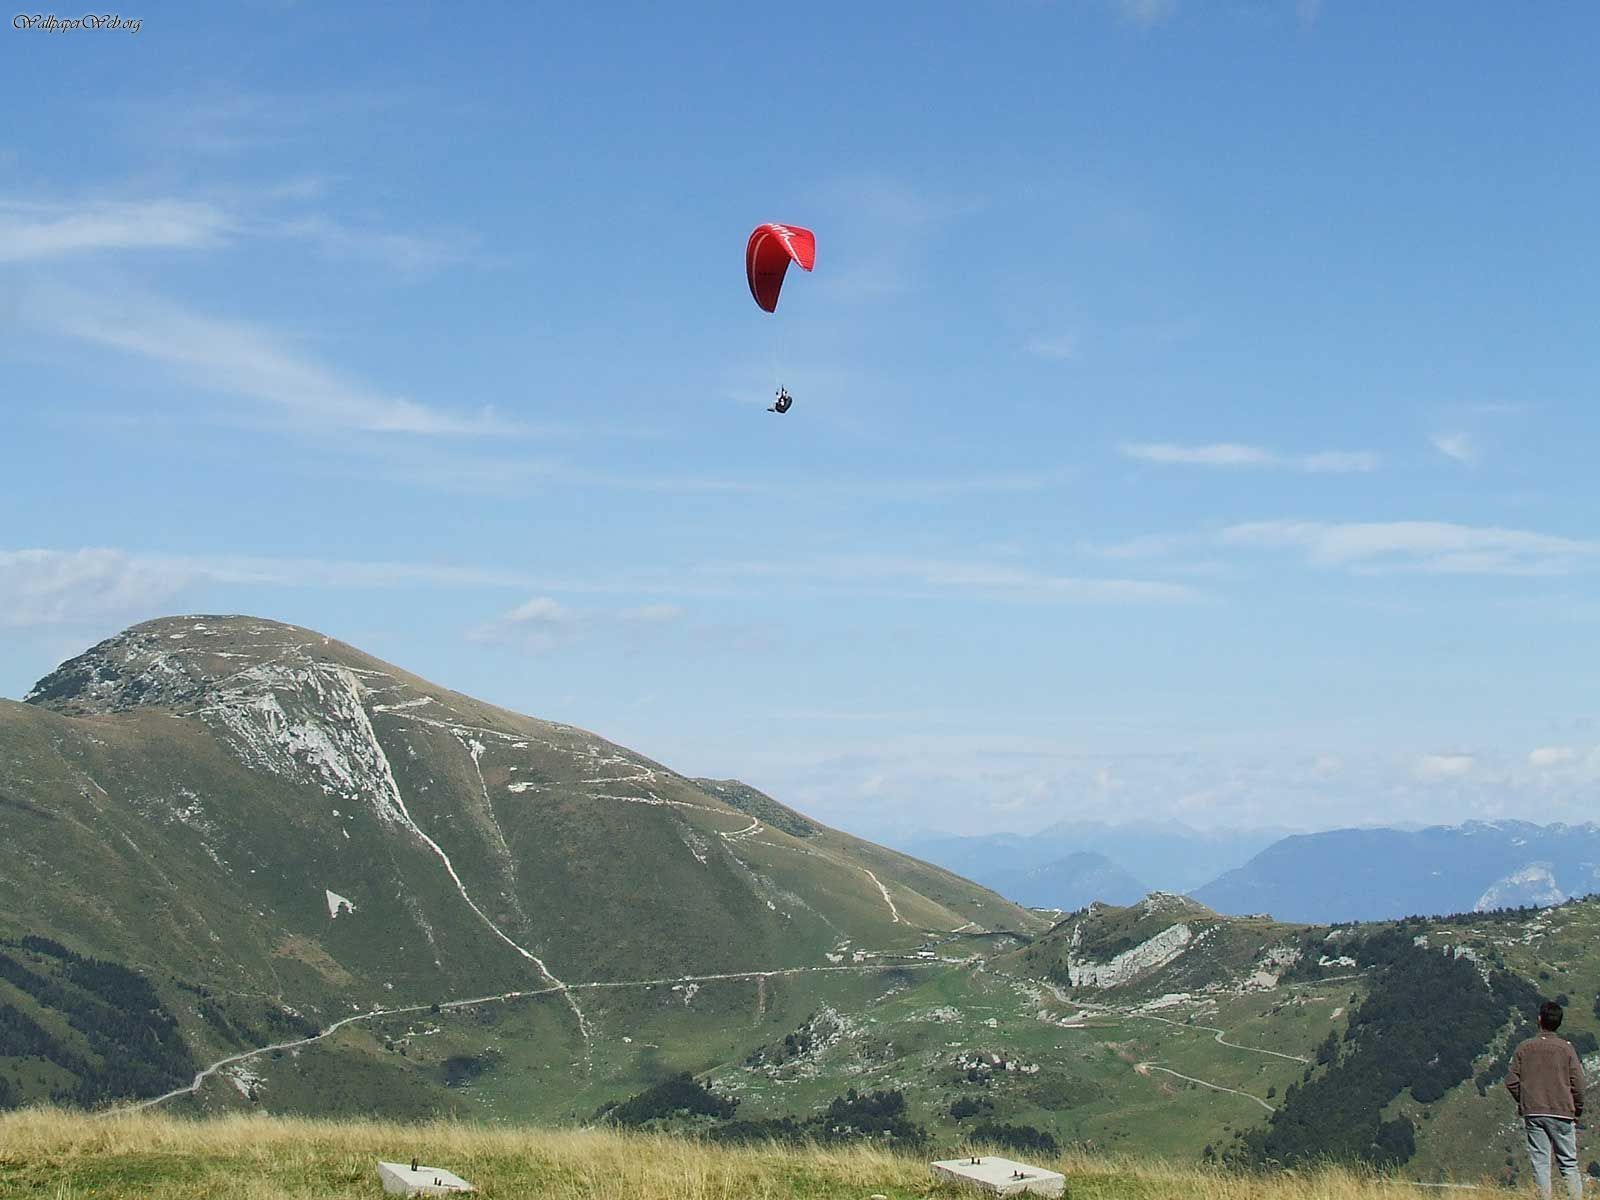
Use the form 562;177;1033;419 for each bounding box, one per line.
1506;1030;1587;1120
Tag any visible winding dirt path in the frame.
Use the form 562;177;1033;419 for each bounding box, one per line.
111;959;949;1115
1136;1062;1276;1112
1129;1010;1311;1063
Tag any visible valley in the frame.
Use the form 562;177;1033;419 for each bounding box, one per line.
1;616;1596;1186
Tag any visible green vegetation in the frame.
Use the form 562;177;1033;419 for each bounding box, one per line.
693;779;817;838
596;1072;739;1127
968;1120;1060;1155
0;935;194;1107
1237;932;1548;1169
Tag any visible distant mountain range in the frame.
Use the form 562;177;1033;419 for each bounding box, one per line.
1194;820;1600;923
900;817;1600;926
894;821;1284;909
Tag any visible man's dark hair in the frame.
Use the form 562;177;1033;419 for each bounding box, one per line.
1539;1000;1564;1031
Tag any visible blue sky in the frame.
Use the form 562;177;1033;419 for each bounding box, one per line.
3;1;1598;839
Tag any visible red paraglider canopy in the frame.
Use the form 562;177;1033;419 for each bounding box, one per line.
746;223;816;313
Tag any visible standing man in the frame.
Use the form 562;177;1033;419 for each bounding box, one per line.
1507;1000;1588;1200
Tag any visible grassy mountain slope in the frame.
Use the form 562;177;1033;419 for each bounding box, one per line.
0;615;1042;1115
686;893;1597;1181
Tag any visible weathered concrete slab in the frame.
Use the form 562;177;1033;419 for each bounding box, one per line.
931;1156;1065;1198
376;1161;476;1196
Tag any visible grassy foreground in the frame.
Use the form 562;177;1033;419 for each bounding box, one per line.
0;1109;1507;1200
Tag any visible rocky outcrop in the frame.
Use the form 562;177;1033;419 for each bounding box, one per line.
1066;921;1193;988
1473;863;1566;912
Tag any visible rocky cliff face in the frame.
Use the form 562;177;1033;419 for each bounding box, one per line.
1066;920;1194;988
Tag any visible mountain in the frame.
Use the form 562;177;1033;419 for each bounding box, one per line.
963;851;1147;911
0;615;1042;1116
1008;894;1599;1181
707;886;1598;1184
895;821;1281;901
8;615;1598;1187
1193;820;1600;923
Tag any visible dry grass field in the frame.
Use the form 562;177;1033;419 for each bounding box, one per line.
0;1108;1515;1200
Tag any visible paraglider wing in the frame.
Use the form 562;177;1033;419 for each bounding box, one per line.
746;223;816;313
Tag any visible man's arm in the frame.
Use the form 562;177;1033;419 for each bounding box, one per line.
1506;1045;1523;1106
1570;1045;1586;1119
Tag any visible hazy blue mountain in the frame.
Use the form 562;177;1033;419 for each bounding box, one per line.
981;851;1149;910
1193;820;1600;923
896;820;1283;900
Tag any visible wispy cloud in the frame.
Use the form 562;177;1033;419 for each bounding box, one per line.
376;451;1073;502
24;284;514;437
0;549;194;628
1115;0;1177;28
1121;442;1379;473
0;545;1201;634
708;555;1204;604
119;86;407;156
621;604;686;623
0;548;559;629
1;190;471;273
1220;519;1594;575
266;213;475;273
1430;432;1481;466
1529;746;1578;769
1024;332;1080;361
1414;752;1475;781
472;595;700;653
0;199;232;261
472;596;580;651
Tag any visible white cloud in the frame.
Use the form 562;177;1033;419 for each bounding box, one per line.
480;596;576;651
1430;432;1480;466
1121;442;1379;473
0;549;194;627
1221;519;1594;575
0;191;469;273
0;199;232;261
0;542;1197;643
1528;746;1578;769
24;284;513;437
1414;753;1475;781
473;597;718;654
504;597;571;625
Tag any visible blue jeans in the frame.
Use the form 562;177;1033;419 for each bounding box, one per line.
1524;1116;1581;1200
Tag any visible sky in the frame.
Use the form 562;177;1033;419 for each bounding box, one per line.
3;2;1599;841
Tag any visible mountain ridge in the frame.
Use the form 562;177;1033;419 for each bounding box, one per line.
1194;820;1600;922
1;614;1041;1116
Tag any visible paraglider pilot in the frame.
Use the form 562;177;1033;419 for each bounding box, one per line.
769;387;793;414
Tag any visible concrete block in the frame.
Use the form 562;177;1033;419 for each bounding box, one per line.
376;1160;476;1196
931;1155;1065;1198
